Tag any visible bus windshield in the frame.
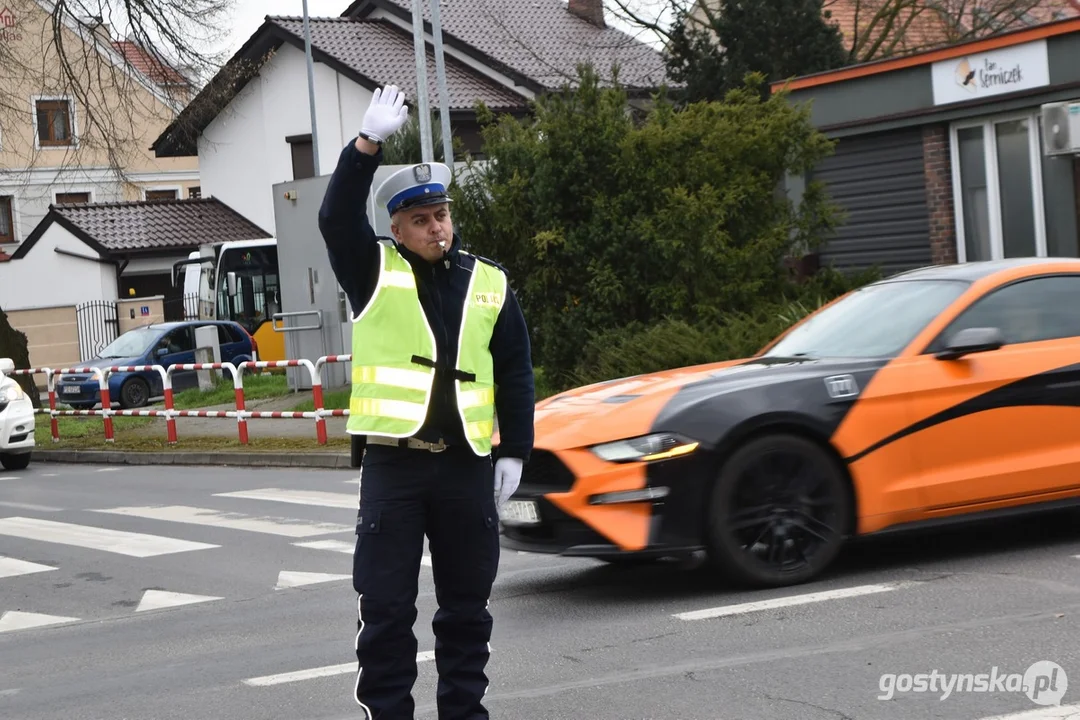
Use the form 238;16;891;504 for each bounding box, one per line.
216;244;281;335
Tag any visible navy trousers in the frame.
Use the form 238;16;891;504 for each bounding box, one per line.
352;443;500;720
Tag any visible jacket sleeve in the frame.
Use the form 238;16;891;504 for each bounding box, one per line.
490;283;535;462
318;140;382;315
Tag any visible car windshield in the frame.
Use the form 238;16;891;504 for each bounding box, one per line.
762;279;971;359
96;326;161;358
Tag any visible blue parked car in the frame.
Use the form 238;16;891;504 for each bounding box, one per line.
55;321;256;409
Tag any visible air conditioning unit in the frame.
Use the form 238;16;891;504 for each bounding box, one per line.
1040;101;1080;156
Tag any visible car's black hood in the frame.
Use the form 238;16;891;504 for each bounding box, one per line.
650;355;892;447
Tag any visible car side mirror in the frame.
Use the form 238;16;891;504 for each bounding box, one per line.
156;347;168;357
0;358;13;375
935;327;1005;360
226;271;237;298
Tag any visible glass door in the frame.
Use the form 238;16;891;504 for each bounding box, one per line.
950;112;1047;262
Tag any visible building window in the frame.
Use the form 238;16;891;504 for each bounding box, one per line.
35;99;74;147
55;191;90;205
145;188;178;201
287;134;315;180
0;197;13;243
950;112;1047;262
188;186;201;199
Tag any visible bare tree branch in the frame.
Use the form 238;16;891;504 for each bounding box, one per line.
0;0;233;194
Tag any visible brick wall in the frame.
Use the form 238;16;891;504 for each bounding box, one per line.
923;124;958;265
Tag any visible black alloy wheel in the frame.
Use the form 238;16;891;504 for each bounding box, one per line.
705;433;851;588
120;377;150;409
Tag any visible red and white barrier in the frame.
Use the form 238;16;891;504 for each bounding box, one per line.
15;354;355;446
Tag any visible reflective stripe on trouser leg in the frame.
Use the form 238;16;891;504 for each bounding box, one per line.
354;594;373;720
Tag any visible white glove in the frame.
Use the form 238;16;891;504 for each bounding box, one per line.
493;457;523;508
360;84;409;143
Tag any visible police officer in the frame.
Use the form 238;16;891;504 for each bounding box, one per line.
318;84;535;720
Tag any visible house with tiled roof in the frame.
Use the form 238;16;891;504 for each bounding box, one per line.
0;197;270;312
150;0;668;235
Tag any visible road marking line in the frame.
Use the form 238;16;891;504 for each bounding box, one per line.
0;688;19;697
0;556;57;579
978;703;1080;719
93;506;352;537
0;501;62;512
243;651;435;686
136;590;223;612
0;611;79;633
0;517;219;557
0;476;19;481
94;468;119;473
673;581;917;621
293;539;355;554
214;488;356;509
275;571;351;589
292;540;432;568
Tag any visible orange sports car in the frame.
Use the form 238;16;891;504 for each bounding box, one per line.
497;257;1080;588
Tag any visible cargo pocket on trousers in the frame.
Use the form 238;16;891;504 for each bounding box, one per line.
353;507;382;588
356;508;382;536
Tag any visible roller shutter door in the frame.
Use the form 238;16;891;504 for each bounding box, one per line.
810;128;932;276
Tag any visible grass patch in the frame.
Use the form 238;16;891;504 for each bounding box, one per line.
35;428;350;453
290;387;351;412
171;373;290;409
36;415;151;444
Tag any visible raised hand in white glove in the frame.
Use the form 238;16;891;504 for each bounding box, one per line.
359;84;409;143
493;457;523;509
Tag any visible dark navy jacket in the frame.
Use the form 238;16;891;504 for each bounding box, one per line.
318;140;535;462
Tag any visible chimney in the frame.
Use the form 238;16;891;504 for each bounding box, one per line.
568;0;606;28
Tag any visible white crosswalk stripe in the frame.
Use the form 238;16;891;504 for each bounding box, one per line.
0;556;57;579
292;539;433;566
0;611;79;633
214;488;357;509
92;505;351;537
242;651;435;686
0;517;219;557
293;539;354;553
136;590;223;612
275;571;350;589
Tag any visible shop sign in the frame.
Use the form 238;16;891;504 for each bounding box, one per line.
932;38;1050;106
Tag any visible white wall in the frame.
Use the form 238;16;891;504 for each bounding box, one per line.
198;43;376;236
0;224;116;310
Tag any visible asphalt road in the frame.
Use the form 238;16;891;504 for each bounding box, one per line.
1;462;1079;720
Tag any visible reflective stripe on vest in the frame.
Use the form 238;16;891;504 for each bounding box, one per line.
347;241;506;455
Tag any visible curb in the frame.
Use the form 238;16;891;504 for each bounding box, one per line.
32;449;354;469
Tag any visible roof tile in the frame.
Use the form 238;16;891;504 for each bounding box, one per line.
51;198;271;253
368;0;668;90
270;17;527;111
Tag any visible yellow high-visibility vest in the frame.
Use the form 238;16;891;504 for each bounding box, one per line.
347;240;507;456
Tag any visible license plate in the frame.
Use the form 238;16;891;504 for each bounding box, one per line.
61;386;80;395
500;499;540;525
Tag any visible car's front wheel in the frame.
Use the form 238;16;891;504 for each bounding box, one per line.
0;452;31;470
705;433;851;588
119;377;150;409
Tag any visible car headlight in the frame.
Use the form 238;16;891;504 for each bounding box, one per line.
3;383;25;402
589;433;699;463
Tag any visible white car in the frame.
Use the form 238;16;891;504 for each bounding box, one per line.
0;358;35;470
